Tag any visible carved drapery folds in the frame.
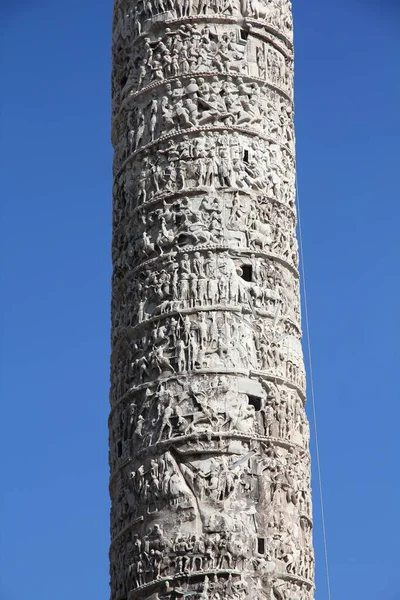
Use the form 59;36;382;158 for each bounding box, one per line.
110;1;315;599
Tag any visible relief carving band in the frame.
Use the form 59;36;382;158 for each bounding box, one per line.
110;1;315;599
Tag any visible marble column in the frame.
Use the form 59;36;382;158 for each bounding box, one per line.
109;1;315;599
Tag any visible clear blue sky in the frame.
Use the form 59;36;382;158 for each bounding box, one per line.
1;2;399;599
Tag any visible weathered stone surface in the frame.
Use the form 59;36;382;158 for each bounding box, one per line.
110;1;315;598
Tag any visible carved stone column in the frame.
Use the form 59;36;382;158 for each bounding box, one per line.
110;1;314;599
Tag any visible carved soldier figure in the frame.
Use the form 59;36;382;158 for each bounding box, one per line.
176;339;188;372
158;404;174;442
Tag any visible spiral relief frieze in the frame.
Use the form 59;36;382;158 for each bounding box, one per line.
110;1;315;599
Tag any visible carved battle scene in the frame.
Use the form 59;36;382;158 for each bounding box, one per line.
110;1;314;599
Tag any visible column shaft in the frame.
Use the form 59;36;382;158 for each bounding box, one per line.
110;1;315;599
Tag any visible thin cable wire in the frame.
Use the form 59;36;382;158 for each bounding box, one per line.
295;172;332;600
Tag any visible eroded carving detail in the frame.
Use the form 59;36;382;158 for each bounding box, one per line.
110;1;314;599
